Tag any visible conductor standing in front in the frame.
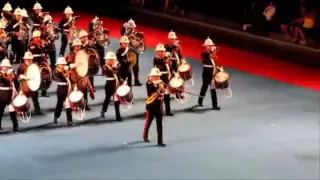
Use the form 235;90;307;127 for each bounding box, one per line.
198;37;221;110
143;67;166;147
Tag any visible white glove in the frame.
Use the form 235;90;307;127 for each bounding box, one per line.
64;66;69;71
7;69;14;74
69;63;77;69
19;74;26;80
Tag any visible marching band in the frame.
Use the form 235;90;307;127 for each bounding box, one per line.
0;2;232;147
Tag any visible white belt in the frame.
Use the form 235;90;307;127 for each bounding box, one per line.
160;71;168;74
63;30;70;32
105;77;115;80
57;82;67;85
203;65;214;68
0;87;11;90
33;54;44;57
33;24;40;26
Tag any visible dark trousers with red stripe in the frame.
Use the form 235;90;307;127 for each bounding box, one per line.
143;100;163;144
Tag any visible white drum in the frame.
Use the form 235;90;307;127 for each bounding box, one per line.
69;90;85;105
116;85;133;102
12;94;30;113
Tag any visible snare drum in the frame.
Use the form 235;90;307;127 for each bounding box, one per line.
12;94;30;113
116;85;133;103
68;90;86;108
178;63;192;81
168;76;184;94
214;71;230;89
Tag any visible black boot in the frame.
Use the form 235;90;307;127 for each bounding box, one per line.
53;117;58;124
9;112;19;132
210;89;221;110
114;101;122;121
85;103;91;111
34;105;44;116
66;108;74;126
164;94;173;116
134;79;142;86
198;97;204;106
100;111;105;118
41;90;49;97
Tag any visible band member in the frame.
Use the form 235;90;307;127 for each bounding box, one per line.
79;30;94;89
1;2;13;27
7;8;26;64
66;38;93;110
198;37;220;110
120;18;136;36
0;22;7;60
143;67;166;147
17;51;44;115
116;36;133;87
29;30;49;97
31;2;43;32
58;6;74;56
21;8;31;51
53;57;74;126
100;51;122;121
0;59;19;132
88;16;106;67
153;43;173;116
165;31;184;72
42;15;58;70
29;30;43;64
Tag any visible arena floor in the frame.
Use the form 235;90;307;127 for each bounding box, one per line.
0;16;319;179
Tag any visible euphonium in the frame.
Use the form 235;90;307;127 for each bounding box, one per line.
146;81;165;105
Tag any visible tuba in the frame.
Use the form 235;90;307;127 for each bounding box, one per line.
128;31;146;54
146;81;165;105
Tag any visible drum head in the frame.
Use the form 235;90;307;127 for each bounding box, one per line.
75;50;89;77
12;95;28;107
69;90;84;103
116;85;131;97
26;64;41;91
215;72;229;82
178;64;190;72
169;77;184;88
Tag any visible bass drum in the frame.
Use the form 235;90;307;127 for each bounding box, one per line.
21;63;41;96
39;62;53;90
87;48;100;76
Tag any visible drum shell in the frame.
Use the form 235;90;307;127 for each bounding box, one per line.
14;102;30;113
167;84;184;94
214;79;230;89
118;91;133;102
70;98;86;108
39;64;52;90
21;81;31;96
87;49;100;76
178;71;192;81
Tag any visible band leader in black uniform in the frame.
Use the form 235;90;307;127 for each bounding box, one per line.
8;8;26;64
53;57;74;126
0;59;19;132
143;67;166;147
153;43;173;116
31;2;43;32
17;51;44;115
79;30;95;90
100;51;122;121
165;31;183;72
58;6;74;56
116;36;133;87
198;37;220;110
